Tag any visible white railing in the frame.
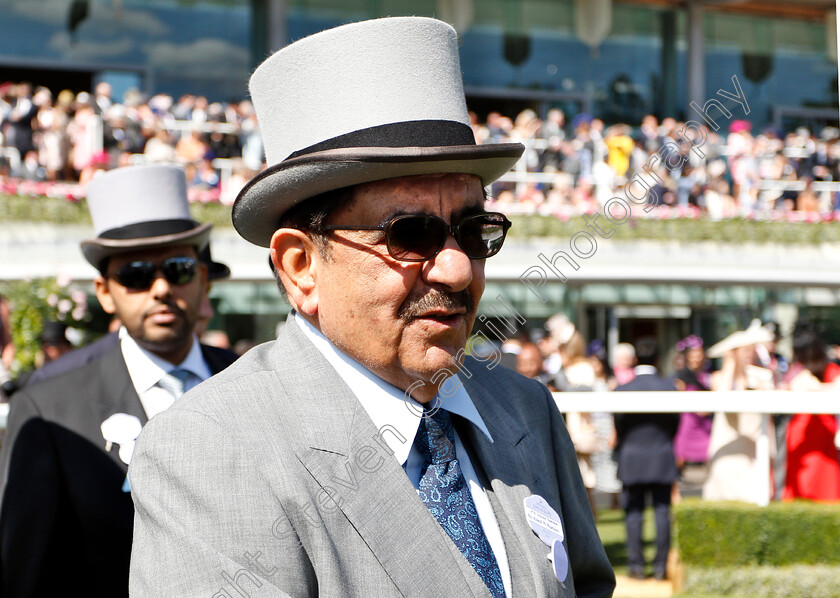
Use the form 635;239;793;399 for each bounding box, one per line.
553;390;835;507
1;390;833;508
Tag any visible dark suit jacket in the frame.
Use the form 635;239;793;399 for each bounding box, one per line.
25;331;120;387
0;340;237;598
614;372;681;486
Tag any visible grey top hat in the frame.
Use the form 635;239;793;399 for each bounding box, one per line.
233;17;525;248
81;164;212;269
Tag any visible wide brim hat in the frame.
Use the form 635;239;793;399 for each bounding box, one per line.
707;319;775;358
81;164;211;269
233;17;525;248
199;244;231;281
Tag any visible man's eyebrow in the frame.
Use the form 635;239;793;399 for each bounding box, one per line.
380;203;487;225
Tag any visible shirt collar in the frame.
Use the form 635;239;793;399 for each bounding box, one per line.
119;326;210;394
294;313;493;465
634;365;658;376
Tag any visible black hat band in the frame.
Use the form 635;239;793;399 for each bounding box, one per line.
287;120;475;160
99;219;199;240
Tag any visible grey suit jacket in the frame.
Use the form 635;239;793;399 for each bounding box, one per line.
129;317;615;597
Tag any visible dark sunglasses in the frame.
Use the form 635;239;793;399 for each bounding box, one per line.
112;256;199;290
323;212;512;262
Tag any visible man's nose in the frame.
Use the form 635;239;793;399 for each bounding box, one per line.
423;234;474;290
148;272;173;297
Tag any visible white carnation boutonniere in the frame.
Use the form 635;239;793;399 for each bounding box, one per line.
100;413;143;465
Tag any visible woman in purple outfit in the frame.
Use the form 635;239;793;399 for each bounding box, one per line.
673;337;713;484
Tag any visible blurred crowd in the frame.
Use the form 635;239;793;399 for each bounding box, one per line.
0;81;262;204
2;80;839;217
479;108;840;219
504;314;840;507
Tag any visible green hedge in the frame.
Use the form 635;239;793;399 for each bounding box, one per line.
0;194;234;228
674;499;840;567
508;214;840;244
680;565;840;598
6;193;840;245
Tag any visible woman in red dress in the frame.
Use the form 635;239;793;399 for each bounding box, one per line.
783;326;840;502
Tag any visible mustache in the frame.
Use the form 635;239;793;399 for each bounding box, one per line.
143;300;186;321
398;288;475;320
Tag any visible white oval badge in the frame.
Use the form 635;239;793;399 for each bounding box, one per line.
523;494;564;547
549;538;569;582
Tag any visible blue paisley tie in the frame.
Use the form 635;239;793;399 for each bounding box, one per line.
415;408;505;598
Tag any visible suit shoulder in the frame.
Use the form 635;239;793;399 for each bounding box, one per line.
10;350;116;414
170;342;276;413
27;332;119;385
461;357;553;411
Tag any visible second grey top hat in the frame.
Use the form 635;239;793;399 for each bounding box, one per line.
80;164;212;269
232;16;524;248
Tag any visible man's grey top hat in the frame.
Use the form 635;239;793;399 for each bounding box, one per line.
233;17;525;247
81;164;212;269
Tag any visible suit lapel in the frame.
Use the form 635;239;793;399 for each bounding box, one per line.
88;345;147;471
461;369;573;598
257;319;492;598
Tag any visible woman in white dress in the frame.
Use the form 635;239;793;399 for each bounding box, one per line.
703;322;775;503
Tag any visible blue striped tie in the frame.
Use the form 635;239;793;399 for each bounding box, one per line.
415;408;505;597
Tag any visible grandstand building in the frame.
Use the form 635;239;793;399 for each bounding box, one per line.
0;1;835;129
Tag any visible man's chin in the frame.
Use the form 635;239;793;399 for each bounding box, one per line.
415;342;468;378
138;326;192;353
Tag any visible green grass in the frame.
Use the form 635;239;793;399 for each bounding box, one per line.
508;214;840;245
595;507;657;578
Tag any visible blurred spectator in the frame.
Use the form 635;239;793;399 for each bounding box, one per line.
614;337;680;581
39;321;73;364
93;81;113;115
556;330;595;391
143;127;177;163
516;341;552;388
67;92;100;179
34;87;71;181
782;323;840;501
190;157;220;190
756;320;790;499
672;335;713;494
10;321;75;391
201;330;231;351
175;127;208;164
0;295;13;400
703;321;775;503
586;339;621;506
612;342;636;386
3;83;37;158
14;150;45;180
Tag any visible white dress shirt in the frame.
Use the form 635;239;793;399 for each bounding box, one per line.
119;327;211;420
296;314;512;596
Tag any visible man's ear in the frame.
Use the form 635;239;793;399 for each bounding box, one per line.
94;275;117;315
197;260;209;291
269;228;320;316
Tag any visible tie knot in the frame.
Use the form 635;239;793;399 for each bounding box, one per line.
415;408;456;465
158;368;192;399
